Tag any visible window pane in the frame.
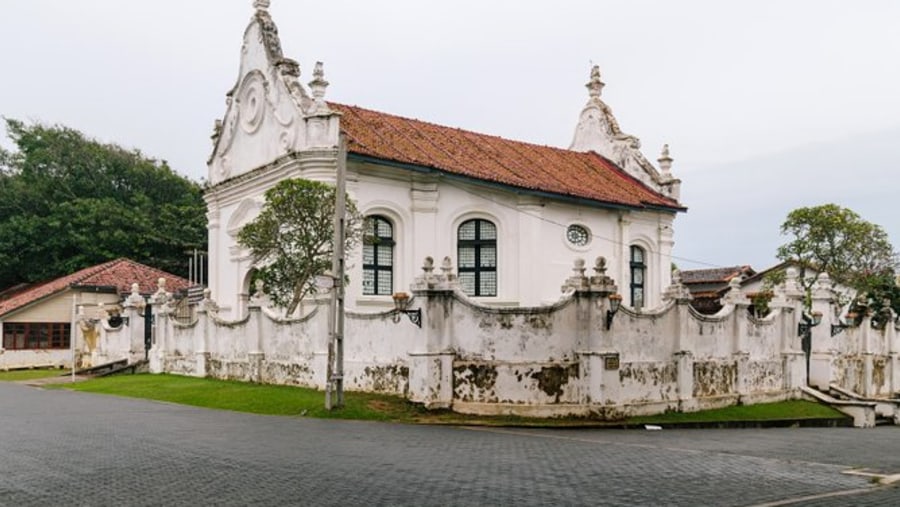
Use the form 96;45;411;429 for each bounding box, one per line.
633;288;644;308
459;272;475;295
377;245;393;266
363;244;374;264
459;221;476;240
631;246;644;263
377;271;392;295
479;221;497;240
480;246;496;267
459;246;476;268
362;270;375;295
633;269;643;284
480;271;497;296
376;219;392;238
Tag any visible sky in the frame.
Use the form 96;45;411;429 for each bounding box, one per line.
1;1;899;272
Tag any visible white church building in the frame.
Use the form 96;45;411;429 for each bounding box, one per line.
205;0;685;318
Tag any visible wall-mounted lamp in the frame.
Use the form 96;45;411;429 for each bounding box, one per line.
797;311;823;337
830;322;850;336
606;293;622;330
392;292;422;328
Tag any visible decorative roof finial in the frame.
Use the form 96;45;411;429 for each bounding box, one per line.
308;61;330;111
253;0;270;10
586;65;605;99
658;144;673;174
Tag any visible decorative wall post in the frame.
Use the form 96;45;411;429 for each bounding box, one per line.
569;257;618;409
663;270;696;410
721;277;751;396
889;318;900;395
247;280;267;383
194;289;218;378
407;256;457;408
808;273;833;389
122;283;145;364
148;278;172;374
779;267;806;391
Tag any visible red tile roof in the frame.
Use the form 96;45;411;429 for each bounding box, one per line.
681;266;755;285
0;258;193;317
331;103;683;211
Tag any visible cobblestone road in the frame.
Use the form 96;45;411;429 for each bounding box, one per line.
1;382;898;506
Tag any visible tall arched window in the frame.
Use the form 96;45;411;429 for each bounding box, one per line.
362;215;395;295
630;245;646;309
458;219;497;297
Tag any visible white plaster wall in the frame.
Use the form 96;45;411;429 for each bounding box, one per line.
209;156;677;319
0;349;70;369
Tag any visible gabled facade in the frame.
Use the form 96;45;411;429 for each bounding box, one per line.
205;1;685;317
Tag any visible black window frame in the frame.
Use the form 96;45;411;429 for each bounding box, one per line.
630;245;646;309
362;215;395;296
457;219;497;297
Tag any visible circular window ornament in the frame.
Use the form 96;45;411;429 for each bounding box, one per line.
566;224;591;247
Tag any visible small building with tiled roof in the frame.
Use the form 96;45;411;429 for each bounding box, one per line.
0;258;191;370
204;1;686;316
679;265;756;314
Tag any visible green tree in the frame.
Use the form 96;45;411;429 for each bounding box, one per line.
0;119;206;286
776;203;898;306
237;178;362;315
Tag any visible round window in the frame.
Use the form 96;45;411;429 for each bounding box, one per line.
566;224;590;247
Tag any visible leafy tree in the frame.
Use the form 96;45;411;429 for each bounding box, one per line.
776;203;898;308
237;178;362;315
0;119;206;287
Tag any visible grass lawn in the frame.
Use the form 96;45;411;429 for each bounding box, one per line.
0;368;66;382
59;373;848;427
626;400;845;425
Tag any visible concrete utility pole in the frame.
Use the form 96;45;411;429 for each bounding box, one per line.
325;135;348;410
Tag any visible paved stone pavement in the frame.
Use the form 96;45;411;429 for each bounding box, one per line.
1;382;898;506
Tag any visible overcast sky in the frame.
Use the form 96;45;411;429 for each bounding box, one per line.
2;1;899;272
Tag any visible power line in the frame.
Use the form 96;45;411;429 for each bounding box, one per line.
441;178;726;270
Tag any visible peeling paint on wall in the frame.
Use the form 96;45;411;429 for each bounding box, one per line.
453;363;499;402
693;361;736;397
529;364;578;402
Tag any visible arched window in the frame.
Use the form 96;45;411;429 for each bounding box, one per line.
458;219;497;297
630;245;646;309
362;215;395;296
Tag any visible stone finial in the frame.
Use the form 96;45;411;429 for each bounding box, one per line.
150;277;172;306
253;0;270;10
411;256;441;290
589;256;616;294
662;269;692;302
658;144;673;175
124;282;144;308
198;288;219;313
720;275;746;306
573;258;586;277
814;272;832;291
562;258;590;292
440;256;453;277
308;62;330;112
593;256;607;277
586;65;605;99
